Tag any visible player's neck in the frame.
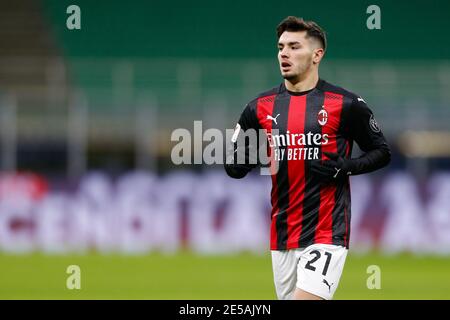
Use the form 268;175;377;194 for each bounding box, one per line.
284;71;319;93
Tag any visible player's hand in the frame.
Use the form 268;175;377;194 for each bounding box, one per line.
224;140;259;179
310;152;354;181
225;141;258;167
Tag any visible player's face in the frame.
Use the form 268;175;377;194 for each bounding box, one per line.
277;31;316;81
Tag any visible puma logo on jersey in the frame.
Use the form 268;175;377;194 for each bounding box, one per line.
357;97;366;103
266;114;280;125
323;279;333;292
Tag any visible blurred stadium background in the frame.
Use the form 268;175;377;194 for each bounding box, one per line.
1;0;450;299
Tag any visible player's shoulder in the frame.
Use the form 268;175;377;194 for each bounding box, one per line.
319;80;375;122
317;79;364;104
245;84;282;108
256;85;281;100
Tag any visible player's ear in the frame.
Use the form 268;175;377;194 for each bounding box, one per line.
312;47;324;65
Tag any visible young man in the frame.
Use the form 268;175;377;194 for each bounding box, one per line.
224;16;390;300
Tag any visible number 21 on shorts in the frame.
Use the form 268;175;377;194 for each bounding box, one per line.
305;250;333;276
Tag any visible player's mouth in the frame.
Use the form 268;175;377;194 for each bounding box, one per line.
281;61;292;71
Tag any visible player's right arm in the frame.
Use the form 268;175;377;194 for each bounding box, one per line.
224;103;261;179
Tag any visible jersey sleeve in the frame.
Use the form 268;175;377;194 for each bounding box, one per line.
348;97;388;152
224;102;261;179
237;103;260;131
346;97;391;175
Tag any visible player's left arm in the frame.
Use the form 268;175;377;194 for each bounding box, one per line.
311;97;391;179
345;96;391;175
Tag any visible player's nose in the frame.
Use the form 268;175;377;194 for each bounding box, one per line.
280;51;289;59
279;47;289;58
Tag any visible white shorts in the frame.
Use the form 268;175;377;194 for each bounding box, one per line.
271;243;348;300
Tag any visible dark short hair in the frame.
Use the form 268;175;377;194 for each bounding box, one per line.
276;16;327;51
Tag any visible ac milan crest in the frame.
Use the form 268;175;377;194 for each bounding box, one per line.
318;106;328;126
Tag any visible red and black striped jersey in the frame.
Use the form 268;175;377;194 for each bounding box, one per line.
227;79;390;250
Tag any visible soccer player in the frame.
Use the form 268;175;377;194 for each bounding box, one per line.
224;16;390;300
